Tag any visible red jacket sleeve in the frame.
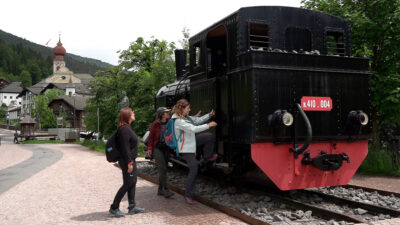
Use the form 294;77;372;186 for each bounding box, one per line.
147;121;157;151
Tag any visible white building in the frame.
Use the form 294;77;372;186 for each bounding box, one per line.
0;82;23;107
8;106;21;122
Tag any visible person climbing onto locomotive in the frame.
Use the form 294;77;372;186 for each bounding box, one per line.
109;107;145;217
147;107;175;198
189;109;218;163
171;99;218;204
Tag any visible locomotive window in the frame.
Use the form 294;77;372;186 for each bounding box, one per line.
285;27;312;52
194;42;201;67
326;31;345;56
249;23;269;50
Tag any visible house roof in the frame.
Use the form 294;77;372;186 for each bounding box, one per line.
48;95;91;111
20;115;36;124
7;106;21;112
0;78;10;88
73;74;93;85
40;82;92;95
0;82;23;93
17;87;43;97
21;73;93;98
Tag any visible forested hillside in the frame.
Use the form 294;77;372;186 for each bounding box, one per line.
0;29;112;87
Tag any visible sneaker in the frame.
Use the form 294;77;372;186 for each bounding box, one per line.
109;208;125;217
128;207;145;215
206;153;218;161
158;188;175;198
185;197;195;205
163;189;174;198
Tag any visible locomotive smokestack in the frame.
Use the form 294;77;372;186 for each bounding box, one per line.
174;49;187;80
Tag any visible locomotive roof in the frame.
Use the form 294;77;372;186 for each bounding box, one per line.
189;6;349;42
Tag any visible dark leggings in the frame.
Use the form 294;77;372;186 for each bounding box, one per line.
153;146;169;190
182;153;198;199
111;161;137;210
195;132;215;159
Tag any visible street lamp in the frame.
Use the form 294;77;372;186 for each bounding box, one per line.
27;92;32;116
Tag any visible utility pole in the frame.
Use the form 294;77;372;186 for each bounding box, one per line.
97;107;99;142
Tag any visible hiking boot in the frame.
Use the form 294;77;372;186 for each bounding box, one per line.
185;196;195;205
128;206;145;215
109;208;125;217
158;188;175;198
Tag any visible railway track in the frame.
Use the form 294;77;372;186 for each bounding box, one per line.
137;161;400;225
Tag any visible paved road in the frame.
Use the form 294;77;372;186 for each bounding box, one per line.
0;144;63;194
0;136;245;225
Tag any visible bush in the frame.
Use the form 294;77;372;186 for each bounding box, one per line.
358;148;400;176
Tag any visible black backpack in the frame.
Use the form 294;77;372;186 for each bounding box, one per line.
106;129;120;162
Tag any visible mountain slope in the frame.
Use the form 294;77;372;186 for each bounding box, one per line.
0;29;113;75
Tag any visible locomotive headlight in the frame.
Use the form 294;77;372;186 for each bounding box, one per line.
348;110;369;126
358;111;368;126
282;112;294;126
268;110;294;127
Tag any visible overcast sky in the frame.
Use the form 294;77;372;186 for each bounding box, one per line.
0;0;301;65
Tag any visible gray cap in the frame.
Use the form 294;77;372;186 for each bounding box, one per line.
156;107;171;117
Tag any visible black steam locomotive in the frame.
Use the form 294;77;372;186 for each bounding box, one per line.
155;6;371;190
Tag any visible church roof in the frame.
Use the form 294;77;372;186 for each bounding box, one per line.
53;39;66;60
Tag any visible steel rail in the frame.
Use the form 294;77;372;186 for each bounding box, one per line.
265;192;370;225
137;161;369;224
302;189;400;218
136;168;270;225
345;184;400;198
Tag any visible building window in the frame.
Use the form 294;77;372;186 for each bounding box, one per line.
19;102;21;105
249;23;269;50
10;96;12;99
326;31;345;56
4;96;6;99
285;27;312;52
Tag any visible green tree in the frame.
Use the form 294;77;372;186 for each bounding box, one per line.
85;67;129;137
85;37;176;137
27;60;42;84
301;0;400;147
179;27;190;50
32;89;64;128
20;69;32;87
0;103;6;120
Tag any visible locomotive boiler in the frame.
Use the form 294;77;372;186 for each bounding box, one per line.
155;6;372;190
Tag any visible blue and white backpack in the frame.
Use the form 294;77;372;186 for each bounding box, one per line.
163;118;183;156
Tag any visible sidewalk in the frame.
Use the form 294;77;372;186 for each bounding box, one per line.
0;144;245;225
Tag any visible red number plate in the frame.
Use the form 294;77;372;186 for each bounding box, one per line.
301;96;333;111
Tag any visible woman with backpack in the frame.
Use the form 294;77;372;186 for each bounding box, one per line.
147;107;175;198
109;107;145;217
171;99;217;204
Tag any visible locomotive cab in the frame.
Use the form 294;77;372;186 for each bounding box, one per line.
156;6;372;190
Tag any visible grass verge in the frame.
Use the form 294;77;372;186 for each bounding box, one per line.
21;140;67;144
80;139;145;157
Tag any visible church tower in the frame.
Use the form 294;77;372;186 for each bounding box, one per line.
53;37;66;73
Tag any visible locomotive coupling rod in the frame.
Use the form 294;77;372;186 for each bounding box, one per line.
290;103;313;158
